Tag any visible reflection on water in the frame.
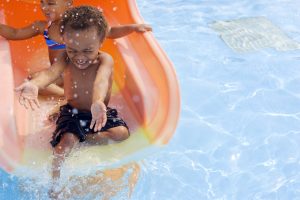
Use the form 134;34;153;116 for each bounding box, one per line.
134;0;300;199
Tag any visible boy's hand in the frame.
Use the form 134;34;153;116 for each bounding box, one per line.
134;24;152;33
15;80;40;110
90;101;107;132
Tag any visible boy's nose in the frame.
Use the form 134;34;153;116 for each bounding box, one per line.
74;54;86;59
74;55;87;62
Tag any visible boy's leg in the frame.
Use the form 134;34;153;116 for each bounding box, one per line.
49;133;79;199
85;126;129;145
52;133;79;180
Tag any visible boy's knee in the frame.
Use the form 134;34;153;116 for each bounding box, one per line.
112;126;129;141
117;126;129;141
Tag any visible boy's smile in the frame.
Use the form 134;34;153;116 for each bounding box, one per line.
63;27;101;70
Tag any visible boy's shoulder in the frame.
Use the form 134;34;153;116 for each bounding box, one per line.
98;51;113;65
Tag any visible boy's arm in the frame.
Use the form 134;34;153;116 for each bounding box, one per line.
106;24;152;39
15;53;67;110
30;53;67;89
90;53;114;131
0;21;45;40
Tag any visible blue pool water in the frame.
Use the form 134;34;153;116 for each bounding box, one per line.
2;0;300;199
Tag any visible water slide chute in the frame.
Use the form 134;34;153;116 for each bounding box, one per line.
0;0;180;174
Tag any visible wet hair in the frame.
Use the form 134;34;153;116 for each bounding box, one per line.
60;5;108;41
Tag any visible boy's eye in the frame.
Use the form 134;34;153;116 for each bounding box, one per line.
47;1;57;5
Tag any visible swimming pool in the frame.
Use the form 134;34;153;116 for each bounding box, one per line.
2;0;300;199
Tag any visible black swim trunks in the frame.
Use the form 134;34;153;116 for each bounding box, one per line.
50;104;128;147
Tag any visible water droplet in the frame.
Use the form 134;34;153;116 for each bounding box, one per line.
80;120;87;127
72;108;78;114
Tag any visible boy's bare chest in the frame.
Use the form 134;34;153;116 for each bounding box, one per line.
64;65;98;97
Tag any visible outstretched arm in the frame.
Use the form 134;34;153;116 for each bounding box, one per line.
0;21;45;40
30;53;67;89
15;53;67;110
106;24;152;39
90;52;114;131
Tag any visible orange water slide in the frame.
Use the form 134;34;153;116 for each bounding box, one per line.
0;0;180;174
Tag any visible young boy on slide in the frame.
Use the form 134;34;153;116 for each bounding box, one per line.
0;0;152;96
15;5;130;198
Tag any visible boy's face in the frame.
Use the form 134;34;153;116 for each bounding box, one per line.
63;27;102;70
40;0;71;21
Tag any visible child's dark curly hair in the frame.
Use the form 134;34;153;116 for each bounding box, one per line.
60;5;108;41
